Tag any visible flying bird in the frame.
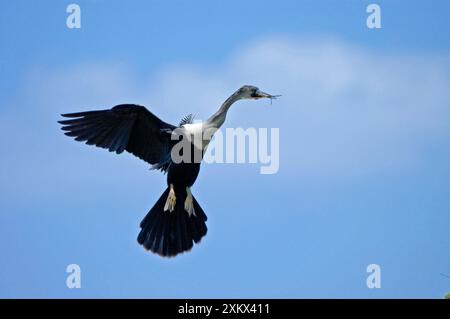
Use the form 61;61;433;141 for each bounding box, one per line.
58;85;279;257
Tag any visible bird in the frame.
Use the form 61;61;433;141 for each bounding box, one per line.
58;85;279;257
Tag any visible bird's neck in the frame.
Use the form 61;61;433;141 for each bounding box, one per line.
206;92;240;129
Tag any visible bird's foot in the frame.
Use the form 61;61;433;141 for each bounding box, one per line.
184;187;196;217
164;184;176;212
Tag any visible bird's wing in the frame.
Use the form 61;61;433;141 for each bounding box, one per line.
58;104;176;169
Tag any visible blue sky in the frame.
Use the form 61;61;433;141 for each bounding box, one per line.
1;0;450;298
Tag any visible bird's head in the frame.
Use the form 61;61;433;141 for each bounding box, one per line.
235;85;280;101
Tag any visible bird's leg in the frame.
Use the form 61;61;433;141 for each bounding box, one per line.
164;184;176;212
184;187;196;217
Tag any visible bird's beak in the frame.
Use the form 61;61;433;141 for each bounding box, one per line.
253;90;281;100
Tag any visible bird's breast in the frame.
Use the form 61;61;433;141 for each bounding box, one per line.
180;123;218;150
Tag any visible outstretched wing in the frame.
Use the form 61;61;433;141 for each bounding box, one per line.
58;104;176;170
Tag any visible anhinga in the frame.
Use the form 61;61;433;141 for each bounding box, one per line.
59;85;279;257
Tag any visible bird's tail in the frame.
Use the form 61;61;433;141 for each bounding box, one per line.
137;187;207;257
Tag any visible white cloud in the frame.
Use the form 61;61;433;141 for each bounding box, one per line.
150;36;450;179
5;35;450;182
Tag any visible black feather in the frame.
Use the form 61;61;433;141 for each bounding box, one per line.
137;187;207;257
179;114;194;126
58;104;176;169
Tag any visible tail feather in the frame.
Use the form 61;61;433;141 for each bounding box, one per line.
138;187;207;257
188;196;208;243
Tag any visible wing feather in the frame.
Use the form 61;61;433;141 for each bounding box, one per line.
58;104;176;169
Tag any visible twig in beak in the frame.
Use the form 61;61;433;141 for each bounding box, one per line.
269;94;281;105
